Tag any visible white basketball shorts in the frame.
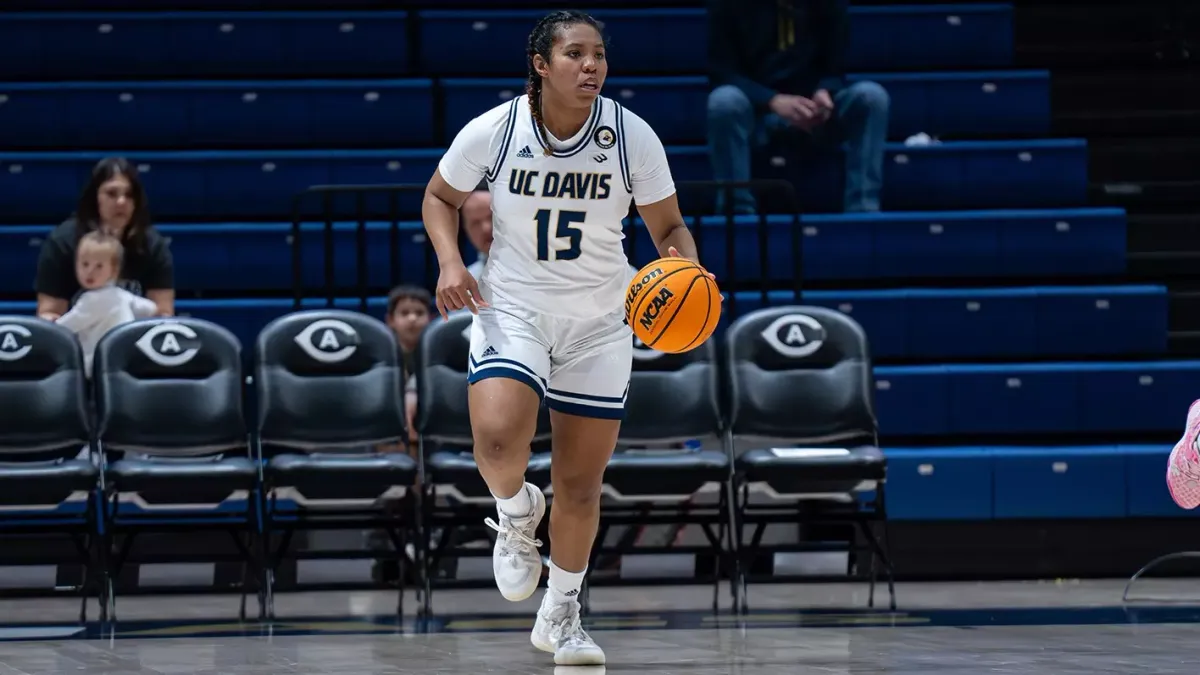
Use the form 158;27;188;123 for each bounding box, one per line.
467;300;633;420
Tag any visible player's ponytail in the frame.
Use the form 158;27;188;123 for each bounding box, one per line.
525;10;604;157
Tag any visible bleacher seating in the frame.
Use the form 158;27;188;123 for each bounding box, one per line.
0;0;1192;603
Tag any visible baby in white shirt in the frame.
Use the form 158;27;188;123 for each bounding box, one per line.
56;231;158;375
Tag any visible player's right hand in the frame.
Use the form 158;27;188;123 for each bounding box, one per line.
435;261;488;319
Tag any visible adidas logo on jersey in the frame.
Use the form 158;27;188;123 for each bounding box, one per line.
516;145;535;159
481;345;498;358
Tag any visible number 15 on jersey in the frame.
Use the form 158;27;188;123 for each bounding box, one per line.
535;209;586;262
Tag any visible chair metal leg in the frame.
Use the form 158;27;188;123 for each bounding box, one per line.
238;560;249;622
723;478;747;614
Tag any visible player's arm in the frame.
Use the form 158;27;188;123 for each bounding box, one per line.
424;111;496;318
639;196;701;265
627;112;706;270
423;172;472;270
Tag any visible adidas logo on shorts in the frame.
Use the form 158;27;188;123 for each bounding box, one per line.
482;345;498;358
516;145;535;159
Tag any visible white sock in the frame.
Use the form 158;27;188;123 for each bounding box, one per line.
548;561;586;604
493;484;532;518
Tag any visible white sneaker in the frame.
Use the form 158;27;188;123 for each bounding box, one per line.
483;483;546;601
531;593;606;666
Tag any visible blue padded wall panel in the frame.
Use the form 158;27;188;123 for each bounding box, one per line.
872;214;1001;279
0;12;410;80
873;366;951;437
1077;362;1200;434
883;447;994;520
1125;445;1199;518
993;446;1126;519
1036;285;1168;357
804;290;909;360
998;208;1127;277
905;288;1037;359
847;4;1013;71
852;70;1050;139
946;364;1081;435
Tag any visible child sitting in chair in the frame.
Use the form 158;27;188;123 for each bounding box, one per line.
56;231;158;376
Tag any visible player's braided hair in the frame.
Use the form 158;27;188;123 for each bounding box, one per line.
526;10;603;157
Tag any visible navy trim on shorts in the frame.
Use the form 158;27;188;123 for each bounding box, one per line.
546;397;626;420
468;354;547;401
544;382;629;421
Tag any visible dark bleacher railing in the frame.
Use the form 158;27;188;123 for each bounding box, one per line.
287;180;804;312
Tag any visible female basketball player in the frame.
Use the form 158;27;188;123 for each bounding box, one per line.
422;10;709;666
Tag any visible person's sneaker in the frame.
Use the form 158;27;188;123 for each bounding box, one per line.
531;592;606;666
1167;400;1200;509
483;483;546;601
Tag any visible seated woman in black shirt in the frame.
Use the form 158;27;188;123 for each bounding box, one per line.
36;157;175;320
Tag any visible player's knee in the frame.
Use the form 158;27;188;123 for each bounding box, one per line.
553;474;603;510
472;417;528;465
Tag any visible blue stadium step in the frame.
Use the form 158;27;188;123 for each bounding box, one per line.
0;11;413;80
419;5;1013;76
884;445;1195;521
0;292;1170;371
0;80;435;149
753;139;1089;212
874;361;1200;438
442;70;1049;146
0;209;1126;297
0;6;1010;80
0;140;1090;222
727;285;1168;360
629;208;1127;280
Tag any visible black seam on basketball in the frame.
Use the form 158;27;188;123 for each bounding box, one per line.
647;272;705;350
633;264;697;345
680;277;718;353
630;264;698;334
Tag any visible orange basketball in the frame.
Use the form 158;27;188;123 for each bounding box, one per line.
624;257;722;354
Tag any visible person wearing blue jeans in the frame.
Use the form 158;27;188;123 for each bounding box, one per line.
706;0;890;213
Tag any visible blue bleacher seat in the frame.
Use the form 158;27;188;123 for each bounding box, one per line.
0;80;435;150
753;139;1087;212
0;210;1127;297
887;444;1194;521
0;12;411;80
442;77;711;146
0;150;443;220
883;140;1088;211
0;142;1089;221
1036;286;1169;356
727;285;1166;360
850;70;1050;139
2;4;1014;75
439;71;1048;145
876;361;1200;438
847;4;1014;71
419;5;1013;77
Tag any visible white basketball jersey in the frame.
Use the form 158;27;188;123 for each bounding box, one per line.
438;94;676;319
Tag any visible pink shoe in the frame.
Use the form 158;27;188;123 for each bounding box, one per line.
1166;400;1200;509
